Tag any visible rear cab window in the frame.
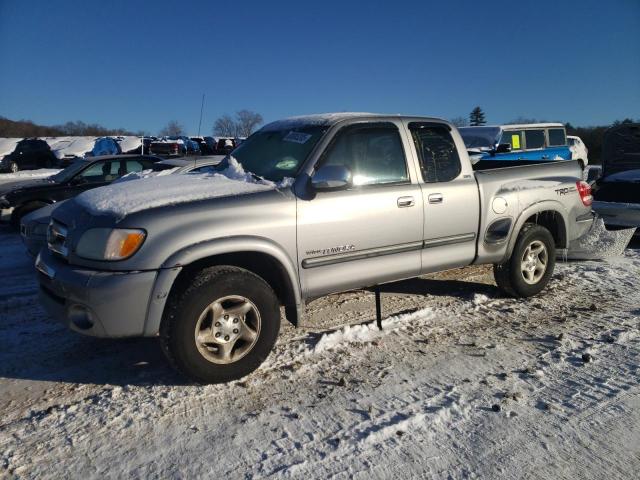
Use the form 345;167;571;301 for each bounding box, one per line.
409;123;461;183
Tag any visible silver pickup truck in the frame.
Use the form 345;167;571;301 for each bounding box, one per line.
36;113;594;383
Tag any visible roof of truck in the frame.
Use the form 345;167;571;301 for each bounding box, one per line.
262;112;446;131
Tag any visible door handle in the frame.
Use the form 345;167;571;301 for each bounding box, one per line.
397;196;415;208
428;193;443;204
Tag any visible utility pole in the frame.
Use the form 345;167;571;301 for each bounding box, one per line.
197;93;205;137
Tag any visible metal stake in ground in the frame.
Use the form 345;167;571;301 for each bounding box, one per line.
375;287;383;330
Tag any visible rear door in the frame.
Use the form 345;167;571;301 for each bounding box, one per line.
406;122;480;273
297;121;424;297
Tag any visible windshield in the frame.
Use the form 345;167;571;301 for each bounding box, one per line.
49;160;89;183
228;125;328;182
458;126;501;149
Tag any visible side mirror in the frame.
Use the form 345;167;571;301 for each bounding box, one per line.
311;165;352;191
495;143;511;154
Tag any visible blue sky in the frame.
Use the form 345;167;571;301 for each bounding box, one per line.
1;0;638;134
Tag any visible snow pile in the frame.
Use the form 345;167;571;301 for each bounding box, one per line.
75;158;287;220
310;308;436;354
564;217;636;260
0;138;21;156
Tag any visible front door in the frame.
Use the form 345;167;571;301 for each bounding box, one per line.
297;122;424;298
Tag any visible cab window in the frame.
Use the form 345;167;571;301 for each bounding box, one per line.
525;130;545;149
77;161;114;183
500;130;524;151
409;123;461;183
322;123;408;186
548;128;566;146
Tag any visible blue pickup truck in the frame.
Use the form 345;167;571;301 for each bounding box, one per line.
459;123;572;169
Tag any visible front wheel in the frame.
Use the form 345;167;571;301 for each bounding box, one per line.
160;266;281;384
494;224;556;297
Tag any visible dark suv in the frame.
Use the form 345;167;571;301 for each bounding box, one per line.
0;138;58;172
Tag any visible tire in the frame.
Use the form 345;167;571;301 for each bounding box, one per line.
493;224;556;297
160;266;281;384
10;201;48;229
9;162;18;173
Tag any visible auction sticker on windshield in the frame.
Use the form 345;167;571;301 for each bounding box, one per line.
284;131;312;144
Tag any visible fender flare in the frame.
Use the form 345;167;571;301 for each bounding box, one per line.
502;200;569;263
143;236;302;336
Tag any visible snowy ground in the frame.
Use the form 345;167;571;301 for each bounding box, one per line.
1;227;639;479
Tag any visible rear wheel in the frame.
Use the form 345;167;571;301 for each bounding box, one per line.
160;266;281;384
494;224;556;297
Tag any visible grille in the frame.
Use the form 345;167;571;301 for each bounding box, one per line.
47;220;69;258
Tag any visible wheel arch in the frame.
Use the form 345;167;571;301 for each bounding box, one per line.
504;202;568;262
144;236;302;336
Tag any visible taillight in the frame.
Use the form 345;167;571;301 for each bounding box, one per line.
576;180;592;206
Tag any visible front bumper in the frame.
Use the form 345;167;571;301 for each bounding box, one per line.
36;249;158;338
592;201;640;228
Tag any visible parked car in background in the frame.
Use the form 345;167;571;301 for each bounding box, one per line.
567;135;589;169
212;137;239;155
87;137;121;157
0;154;162;227
150;136;200;157
592;123;640;228
190;136;217;155
0;138;58;173
47;137;97;166
459;123;571;169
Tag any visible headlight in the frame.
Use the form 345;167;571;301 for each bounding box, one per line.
76;228;146;261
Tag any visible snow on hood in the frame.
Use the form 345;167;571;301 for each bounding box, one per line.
0;138;21;157
0;168;60;181
74;157;290;220
113;167;179;183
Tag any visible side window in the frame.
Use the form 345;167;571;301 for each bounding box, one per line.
322;124;408;186
125;160;144;174
500;130;523;151
409;123;461;183
525;130;545;150
78;161;111;183
548;128;566;146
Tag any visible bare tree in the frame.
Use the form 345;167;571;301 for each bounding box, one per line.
213;114;237;137
450;116;469;127
159;120;184;136
235;110;263;137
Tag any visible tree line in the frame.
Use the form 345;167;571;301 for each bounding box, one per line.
0;117;140;137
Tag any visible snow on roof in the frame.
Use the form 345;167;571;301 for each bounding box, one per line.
0;138;21;156
116;136;142;153
262;112;378;131
74;157;281;220
48;137;97;159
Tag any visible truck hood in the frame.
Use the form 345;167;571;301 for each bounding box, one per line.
602;123;640;178
73;158;291;221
